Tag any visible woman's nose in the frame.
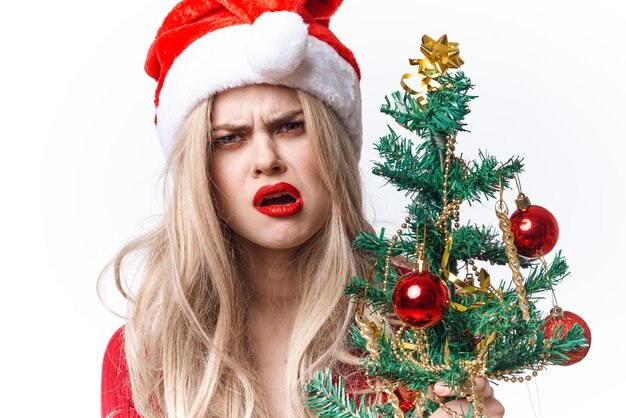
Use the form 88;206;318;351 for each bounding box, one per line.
251;134;286;177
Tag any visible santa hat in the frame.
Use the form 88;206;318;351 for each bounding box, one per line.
145;0;362;157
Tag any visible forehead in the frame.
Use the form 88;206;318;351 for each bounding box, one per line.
211;84;301;124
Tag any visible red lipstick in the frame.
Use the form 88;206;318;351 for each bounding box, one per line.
253;182;303;217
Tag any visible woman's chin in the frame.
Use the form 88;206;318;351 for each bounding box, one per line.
231;223;324;255
245;238;308;254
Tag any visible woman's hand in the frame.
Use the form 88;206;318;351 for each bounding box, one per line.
429;377;505;418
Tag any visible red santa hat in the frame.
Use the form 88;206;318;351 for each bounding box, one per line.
145;0;362;157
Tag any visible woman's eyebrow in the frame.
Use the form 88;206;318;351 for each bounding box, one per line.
212;110;304;133
211;122;250;133
266;110;304;126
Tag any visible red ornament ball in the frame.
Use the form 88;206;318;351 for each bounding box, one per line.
510;205;559;258
392;271;450;328
543;308;591;366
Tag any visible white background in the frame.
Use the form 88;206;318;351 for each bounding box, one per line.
1;0;624;416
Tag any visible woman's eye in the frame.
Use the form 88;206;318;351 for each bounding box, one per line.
277;121;305;135
212;134;245;148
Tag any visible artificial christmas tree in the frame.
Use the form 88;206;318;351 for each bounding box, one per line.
303;34;590;418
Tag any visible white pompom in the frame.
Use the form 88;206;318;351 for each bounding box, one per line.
246;11;309;79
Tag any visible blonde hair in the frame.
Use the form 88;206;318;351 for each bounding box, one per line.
100;89;370;417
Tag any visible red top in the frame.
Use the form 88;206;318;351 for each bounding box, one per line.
101;328;375;418
101;328;140;418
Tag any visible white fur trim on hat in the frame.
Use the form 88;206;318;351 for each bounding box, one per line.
156;20;362;157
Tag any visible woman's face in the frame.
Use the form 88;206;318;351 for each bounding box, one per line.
209;85;331;253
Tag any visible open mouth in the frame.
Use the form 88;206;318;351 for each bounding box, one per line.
253;182;303;217
260;193;297;207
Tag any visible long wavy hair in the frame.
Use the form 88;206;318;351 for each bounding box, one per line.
100;88;370;417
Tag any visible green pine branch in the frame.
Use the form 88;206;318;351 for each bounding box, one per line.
346;274;393;315
373;131;524;203
380;72;475;137
450;225;517;267
544;324;588;365
303;369;390;418
523;252;570;295
449;153;524;203
372;131;440;200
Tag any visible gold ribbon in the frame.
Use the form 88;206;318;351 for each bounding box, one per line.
448;268;503;311
473;332;497;358
400;73;434;107
443;237;502;311
444;238;492;312
400;34;464;106
401;57;442;93
455;269;499;295
440;235;453;279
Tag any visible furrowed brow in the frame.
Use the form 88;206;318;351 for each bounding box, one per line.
266;110;304;127
211;110;303;133
211;122;251;133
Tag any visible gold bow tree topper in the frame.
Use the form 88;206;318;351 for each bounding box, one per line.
401;34;465;106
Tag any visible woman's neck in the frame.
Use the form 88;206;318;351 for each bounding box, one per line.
236;240;302;312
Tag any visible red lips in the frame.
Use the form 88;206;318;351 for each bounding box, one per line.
253;182;303;217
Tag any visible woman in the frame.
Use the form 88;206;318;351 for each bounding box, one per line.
101;1;504;417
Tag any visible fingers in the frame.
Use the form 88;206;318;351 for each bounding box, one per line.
429;397;505;418
484;397;505;417
386;315;404;327
433;377;493;399
475;377;494;399
430;378;505;418
433;381;455;397
440;398;504;418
